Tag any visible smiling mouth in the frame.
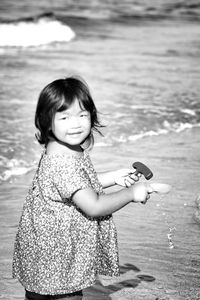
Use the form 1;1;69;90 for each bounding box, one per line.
68;132;82;136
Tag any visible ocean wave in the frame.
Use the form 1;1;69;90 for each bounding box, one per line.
0;2;199;35
180;108;196;116
162;120;200;132
163;2;200;13
109;1;200;23
128;129;168;142
124;121;200;143
193;194;200;225
0;13;75;47
0;166;33;181
95;120;200;147
0;157;34;182
0;120;199;182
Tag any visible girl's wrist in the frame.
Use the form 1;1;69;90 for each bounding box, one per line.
123;186;135;203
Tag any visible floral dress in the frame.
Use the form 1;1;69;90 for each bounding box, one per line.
12;151;119;295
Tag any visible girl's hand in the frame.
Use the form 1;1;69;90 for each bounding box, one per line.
131;182;171;204
114;169;140;187
131;182;153;203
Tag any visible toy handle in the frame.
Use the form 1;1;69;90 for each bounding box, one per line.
132;161;153;180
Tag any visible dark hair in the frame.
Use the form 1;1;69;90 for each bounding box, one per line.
35;76;103;146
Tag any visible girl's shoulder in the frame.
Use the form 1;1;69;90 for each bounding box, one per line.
41;150;89;169
40;150;92;185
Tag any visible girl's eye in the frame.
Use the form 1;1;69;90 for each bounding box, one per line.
60;115;70;120
80;113;89;117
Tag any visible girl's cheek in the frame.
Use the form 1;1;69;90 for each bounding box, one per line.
83;116;91;126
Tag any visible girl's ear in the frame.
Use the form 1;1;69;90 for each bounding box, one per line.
81;132;94;151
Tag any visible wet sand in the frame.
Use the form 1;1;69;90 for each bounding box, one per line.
89;127;200;300
1;127;200;299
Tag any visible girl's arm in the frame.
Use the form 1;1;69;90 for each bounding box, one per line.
98;169;139;189
72;182;152;217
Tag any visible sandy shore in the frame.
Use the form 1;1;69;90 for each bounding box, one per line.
1;127;200;300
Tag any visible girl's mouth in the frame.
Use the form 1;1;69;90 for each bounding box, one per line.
68;131;82;137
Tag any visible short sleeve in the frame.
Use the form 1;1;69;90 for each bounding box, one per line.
53;157;91;200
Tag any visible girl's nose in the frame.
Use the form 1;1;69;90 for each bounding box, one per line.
70;116;81;128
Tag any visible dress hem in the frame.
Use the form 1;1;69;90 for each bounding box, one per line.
14;276;96;295
13;271;120;295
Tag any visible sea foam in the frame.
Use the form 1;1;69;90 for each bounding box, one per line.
0;157;35;182
0;18;75;47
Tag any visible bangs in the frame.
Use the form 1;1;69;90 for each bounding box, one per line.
56;96;73;112
56;90;91;113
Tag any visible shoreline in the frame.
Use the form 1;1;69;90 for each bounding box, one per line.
0;127;200;299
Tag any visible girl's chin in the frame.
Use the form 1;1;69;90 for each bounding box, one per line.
52;138;83;150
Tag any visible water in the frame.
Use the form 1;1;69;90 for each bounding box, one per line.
0;0;200;181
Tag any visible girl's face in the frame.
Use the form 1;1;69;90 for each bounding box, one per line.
52;98;91;148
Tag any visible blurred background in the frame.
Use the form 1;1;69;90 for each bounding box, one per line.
0;0;200;181
1;1;200;299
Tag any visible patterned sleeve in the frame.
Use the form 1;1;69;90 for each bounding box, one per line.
53;157;92;200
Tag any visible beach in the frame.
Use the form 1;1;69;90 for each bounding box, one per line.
1;0;200;299
1;127;200;300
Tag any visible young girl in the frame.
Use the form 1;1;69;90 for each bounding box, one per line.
13;76;153;300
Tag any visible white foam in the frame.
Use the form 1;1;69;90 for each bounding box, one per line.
127;121;200;142
181;108;196;116
131;104;167;111
0;157;34;181
1;167;31;181
128;128;168;141
163;120;200;133
0;19;75;47
174;122;193;132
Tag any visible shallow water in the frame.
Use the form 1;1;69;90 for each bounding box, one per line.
0;17;200;181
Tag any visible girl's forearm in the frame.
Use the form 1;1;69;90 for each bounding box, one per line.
97;171;116;188
92;188;133;217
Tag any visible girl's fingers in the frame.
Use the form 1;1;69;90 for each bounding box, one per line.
124;175;138;187
115;168;144;187
124;178;132;187
128;173;139;181
141;194;150;204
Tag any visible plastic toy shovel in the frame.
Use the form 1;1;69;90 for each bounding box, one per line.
149;183;171;194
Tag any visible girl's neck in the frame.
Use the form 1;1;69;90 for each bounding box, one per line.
46;140;83;156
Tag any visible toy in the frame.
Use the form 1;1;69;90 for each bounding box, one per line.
132;162;171;194
132;161;153;180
